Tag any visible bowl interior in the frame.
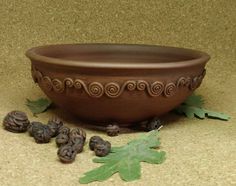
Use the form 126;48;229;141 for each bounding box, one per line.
31;44;205;64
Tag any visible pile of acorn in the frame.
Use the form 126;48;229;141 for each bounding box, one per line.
2;111;111;163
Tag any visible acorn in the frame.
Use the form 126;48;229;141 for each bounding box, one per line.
56;133;69;147
58;126;70;135
94;141;111;157
106;124;120;136
89;136;104;151
3;111;30;133
69;135;84;154
57;144;77;163
33;125;51;143
28;121;44;136
47;117;64;137
69;128;86;143
146;117;162;131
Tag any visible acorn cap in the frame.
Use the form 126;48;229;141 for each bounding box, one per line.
3;111;30;133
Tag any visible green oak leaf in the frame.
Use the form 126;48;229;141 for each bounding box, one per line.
79;130;165;184
183;94;204;107
175;94;230;121
25;98;52;116
204;109;230;120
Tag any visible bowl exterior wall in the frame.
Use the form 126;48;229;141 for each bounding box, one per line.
30;61;206;125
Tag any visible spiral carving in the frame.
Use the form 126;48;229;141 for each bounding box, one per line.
189;77;199;90
52;79;63;92
137;80;147;91
194;70;205;89
185;77;191;87
31;66;42;83
164;83;177;97
31;66;206;98
42;76;53;91
150;81;164;96
74;79;83;89
137;81;164;96
64;78;74;88
126;81;136;91
88;82;104;98
177;77;187;87
105;83;120;98
32;71;41;83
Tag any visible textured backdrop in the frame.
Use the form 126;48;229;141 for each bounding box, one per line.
0;0;235;186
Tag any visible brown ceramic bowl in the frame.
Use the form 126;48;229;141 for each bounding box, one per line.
26;44;210;126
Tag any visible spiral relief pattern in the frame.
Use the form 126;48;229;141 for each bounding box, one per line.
126;81;136;91
32;69;42;83
189;77;199;90
104;83;119;98
185;77;192;87
74;79;83;89
88;82;104;98
32;67;206;98
177;77;187;87
42;76;53;91
64;78;74;88
150;81;164;96
52;79;63;92
164;83;177;97
137;80;147;91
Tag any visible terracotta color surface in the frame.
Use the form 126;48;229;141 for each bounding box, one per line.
26;44;209;125
0;0;235;186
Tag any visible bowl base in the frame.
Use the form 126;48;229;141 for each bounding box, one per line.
79;116;163;137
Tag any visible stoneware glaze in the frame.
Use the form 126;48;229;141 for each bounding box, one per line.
26;44;210;126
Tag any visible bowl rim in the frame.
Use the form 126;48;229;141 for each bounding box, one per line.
25;43;210;69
